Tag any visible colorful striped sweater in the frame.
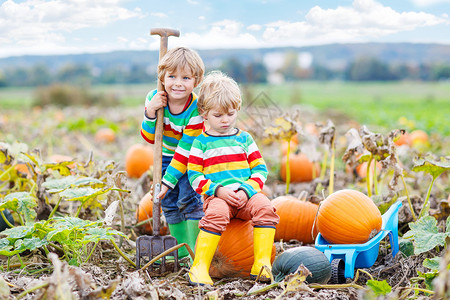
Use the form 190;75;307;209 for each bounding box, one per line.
188;129;268;199
141;90;204;189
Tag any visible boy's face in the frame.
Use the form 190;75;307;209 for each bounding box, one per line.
203;108;238;136
163;66;196;103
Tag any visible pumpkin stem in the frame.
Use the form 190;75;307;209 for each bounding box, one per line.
311;202;321;243
297;190;308;201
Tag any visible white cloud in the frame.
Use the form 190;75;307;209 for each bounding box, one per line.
163;20;262;50
261;0;446;46
247;24;262;31
0;0;142;56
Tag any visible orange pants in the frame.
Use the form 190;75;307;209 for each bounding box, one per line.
199;193;279;234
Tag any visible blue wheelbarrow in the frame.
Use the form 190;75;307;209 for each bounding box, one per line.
315;201;402;283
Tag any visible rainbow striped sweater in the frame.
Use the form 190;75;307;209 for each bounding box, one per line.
188;129;268;198
141;90;204;189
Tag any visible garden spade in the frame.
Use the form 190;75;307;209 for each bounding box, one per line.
136;28;180;272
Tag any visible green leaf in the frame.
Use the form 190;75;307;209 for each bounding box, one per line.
417;270;438;291
43;176;105;193
412;157;449;180
0;192;37;225
82;227;127;244
399;238;414;257
0;238;23;257
14;237;48;252
423;257;441;271
403;216;450;254
47;217;97;243
366;279;392;296
2;225;34;241
59;187;108;203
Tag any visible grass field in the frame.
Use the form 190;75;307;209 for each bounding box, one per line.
1;81;449;135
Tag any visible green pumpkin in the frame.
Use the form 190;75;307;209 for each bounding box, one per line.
272;246;331;283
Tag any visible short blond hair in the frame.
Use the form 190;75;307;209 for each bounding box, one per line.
157;47;205;87
197;71;242;115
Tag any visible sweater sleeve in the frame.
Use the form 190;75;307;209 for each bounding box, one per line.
188;138;222;196
161;107;204;189
140;90;158;144
238;134;268;198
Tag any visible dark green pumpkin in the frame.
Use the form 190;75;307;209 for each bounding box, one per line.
272;246;331;283
0;209;14;232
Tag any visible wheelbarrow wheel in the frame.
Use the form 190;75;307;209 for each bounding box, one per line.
329;259;346;284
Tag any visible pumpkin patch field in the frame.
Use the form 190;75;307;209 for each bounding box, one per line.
0;82;449;299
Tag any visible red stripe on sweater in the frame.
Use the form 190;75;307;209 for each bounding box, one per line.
164;123;182;136
250;177;264;189
203;153;247;168
189;155;204;166
173;152;188;165
247;151;262;162
141;130;155;144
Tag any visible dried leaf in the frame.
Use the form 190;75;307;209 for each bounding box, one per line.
263;112;300;142
87;277;120;299
318;120;335;149
342;128;364;164
0;276;10;298
103;200;119;226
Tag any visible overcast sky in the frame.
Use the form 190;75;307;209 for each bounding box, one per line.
0;0;449;58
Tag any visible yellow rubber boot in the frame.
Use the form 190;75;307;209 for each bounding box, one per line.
188;230;221;286
250;227;276;282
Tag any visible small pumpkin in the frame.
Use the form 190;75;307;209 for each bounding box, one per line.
272;246;331;283
135;193;167;235
394;131;411;146
210;219;276;278
272;195;319;244
280;153;319;183
49;154;76;169
355;160;382;178
317;189;382;244
125;144;154;178
95;127;116;143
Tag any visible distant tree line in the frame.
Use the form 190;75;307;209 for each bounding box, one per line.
1;56;450;87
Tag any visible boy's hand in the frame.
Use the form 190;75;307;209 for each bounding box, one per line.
145;91;168;118
216;187;241;208
235;190;249;209
156;184;169;201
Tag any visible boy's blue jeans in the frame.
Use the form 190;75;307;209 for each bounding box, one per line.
161;155;204;224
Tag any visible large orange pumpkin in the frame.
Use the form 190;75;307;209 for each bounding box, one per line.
280;153;319;182
272;195;319;244
125;144;154;178
317;189;382;244
209;219;276;278
135;193;167;235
